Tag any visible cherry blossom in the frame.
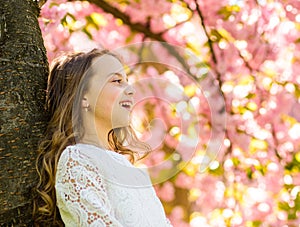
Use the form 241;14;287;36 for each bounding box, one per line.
39;0;300;225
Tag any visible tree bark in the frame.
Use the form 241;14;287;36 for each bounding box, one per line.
0;0;48;226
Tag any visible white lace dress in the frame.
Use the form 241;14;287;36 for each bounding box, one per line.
55;143;173;227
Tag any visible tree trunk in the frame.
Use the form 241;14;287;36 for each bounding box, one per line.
0;0;48;226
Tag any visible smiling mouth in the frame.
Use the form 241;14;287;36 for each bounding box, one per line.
119;101;133;110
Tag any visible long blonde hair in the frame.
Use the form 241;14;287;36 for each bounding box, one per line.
33;49;150;226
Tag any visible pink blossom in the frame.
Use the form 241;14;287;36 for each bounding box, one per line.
39;0;300;225
168;206;189;227
175;172;194;189
155;182;175;202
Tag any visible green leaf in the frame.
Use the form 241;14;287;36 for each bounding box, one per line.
278;201;290;211
85;15;99;30
82;27;93;40
210;29;223;42
218;5;241;20
61;13;76;27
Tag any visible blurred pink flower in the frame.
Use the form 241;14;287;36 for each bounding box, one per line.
155;182;175;202
175;172;194;189
168;206;189;227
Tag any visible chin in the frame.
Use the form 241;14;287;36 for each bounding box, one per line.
112;117;131;128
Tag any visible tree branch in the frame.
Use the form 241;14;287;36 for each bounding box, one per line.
85;0;194;75
159;15;193;35
192;0;226;91
87;0;165;41
193;0;217;65
36;0;47;8
271;123;283;162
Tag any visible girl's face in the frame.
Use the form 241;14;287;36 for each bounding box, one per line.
83;54;134;130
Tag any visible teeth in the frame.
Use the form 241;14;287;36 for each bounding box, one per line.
120;101;132;108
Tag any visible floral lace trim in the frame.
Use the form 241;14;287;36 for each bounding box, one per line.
56;147;122;226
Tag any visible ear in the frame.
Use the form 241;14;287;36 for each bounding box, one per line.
81;97;89;108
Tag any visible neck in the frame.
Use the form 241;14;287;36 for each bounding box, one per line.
81;114;112;150
80;134;110;150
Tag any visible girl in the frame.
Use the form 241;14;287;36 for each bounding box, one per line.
34;49;173;226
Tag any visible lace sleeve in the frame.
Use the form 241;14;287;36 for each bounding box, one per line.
55;147;123;227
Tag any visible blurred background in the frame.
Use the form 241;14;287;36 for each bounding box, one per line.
39;0;300;226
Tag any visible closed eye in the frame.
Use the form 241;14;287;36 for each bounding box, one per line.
110;72;128;85
112;79;122;84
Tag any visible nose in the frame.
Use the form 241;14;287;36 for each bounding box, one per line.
124;84;135;96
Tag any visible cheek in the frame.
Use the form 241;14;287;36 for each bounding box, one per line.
97;87;121;110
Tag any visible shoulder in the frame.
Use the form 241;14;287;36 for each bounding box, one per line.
63;143;133;166
55;144;107;194
57;144;101;177
59;143;110;163
57;143;130;173
59;144;89;164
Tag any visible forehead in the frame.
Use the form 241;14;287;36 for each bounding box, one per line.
91;54;124;78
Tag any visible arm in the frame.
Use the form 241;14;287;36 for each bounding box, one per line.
55;147;123;227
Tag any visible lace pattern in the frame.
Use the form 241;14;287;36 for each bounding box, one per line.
55;144;173;227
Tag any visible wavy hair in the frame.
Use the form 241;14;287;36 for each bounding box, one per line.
33;49;151;226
